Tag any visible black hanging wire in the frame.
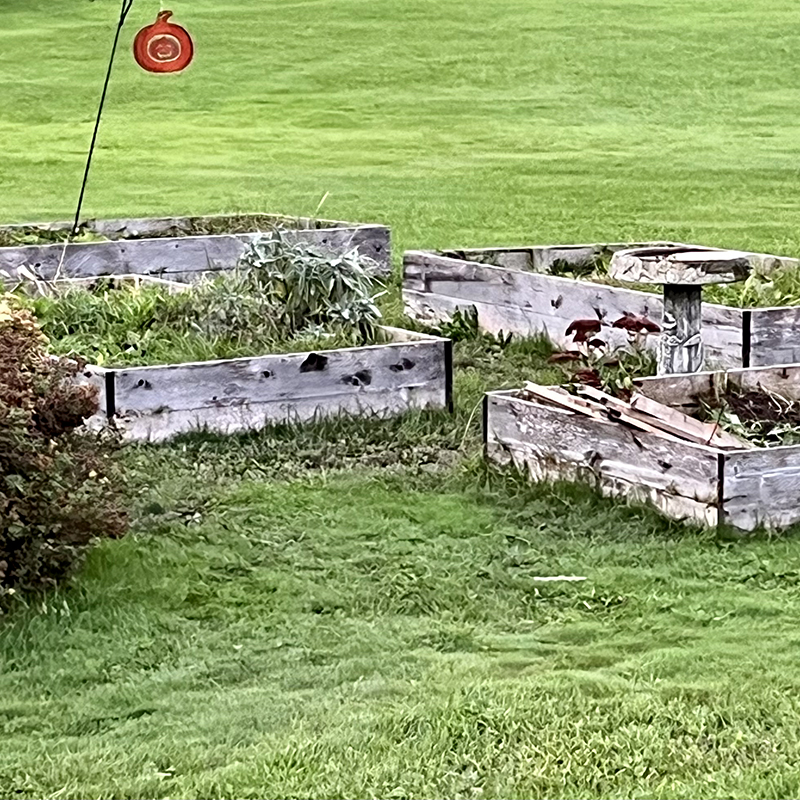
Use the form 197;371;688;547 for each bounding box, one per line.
71;0;136;235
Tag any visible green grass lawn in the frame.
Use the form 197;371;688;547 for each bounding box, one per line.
3;0;800;255
5;1;800;798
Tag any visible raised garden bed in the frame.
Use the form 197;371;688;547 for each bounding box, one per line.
0;212;391;281
11;247;449;442
80;323;451;443
484;364;800;531
404;242;800;369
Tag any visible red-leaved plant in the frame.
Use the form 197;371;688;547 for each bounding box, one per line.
549;311;661;397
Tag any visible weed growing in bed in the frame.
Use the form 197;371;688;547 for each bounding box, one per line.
13;230;385;367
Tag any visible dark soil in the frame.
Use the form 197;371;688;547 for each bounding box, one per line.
726;390;800;426
695;387;800;447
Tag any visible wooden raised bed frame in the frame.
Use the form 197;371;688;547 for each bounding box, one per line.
77;325;452;443
404;242;800;369
0;213;391;281
27;274;450;443
484;364;800;531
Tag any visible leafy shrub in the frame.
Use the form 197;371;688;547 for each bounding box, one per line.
237;228;385;340
0;294;126;606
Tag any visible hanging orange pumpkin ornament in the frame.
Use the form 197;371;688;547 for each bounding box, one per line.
133;10;194;73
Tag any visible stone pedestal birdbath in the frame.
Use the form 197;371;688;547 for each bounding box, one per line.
609;246;751;374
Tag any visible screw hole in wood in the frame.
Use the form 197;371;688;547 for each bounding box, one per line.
300;353;328;373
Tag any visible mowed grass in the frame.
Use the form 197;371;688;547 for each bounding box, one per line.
2;0;800;255
5;0;800;798
5;456;800;799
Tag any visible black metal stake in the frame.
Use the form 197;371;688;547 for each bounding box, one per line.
71;0;136;236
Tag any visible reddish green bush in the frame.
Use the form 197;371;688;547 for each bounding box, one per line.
0;294;127;605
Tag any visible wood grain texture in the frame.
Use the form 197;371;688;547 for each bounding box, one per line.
636;364;800;408
723;447;800;530
628;392;749;449
491;369;800;530
659;285;704;374
0;220;391;279
112;340;445;415
404;249;744;368
112;384;444;443
484;390;720;526
91;329;449;442
749;307;800;367
610;246;751;286
0;213;370;238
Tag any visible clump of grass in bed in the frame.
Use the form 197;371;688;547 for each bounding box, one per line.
703;267;800;308
19;230;385;367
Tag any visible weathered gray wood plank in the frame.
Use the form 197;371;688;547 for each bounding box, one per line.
404;243;800;370
114;384;444;443
485;391;720;526
110;339;445;415
404;251;743;368
636;364;800;408
0;213;368;238
0;220;390;279
81;328;449;442
723;447;800;530
750;307;800;367
634;372;723;409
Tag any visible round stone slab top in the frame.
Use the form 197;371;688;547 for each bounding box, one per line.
609;245;752;285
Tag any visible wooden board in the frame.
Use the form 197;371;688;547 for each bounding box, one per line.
109;384;445;443
489;370;800;531
627;392;749;449
0;215;391;279
632;366;800;530
723;447;800;531
636;364;800;407
0;212;356;239
749;307;800;368
403;249;744;368
484;390;721;527
87;329;450;442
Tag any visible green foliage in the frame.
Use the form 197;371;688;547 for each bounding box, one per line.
554;334;658;398
548;255;608;279
28;280;188;367
4;461;800;799
7;0;800;796
0;229;103;248
0;295;126;606
21;230;386;367
237;227;385;339
705;267;800;309
595;347;658;398
436;306;512;349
